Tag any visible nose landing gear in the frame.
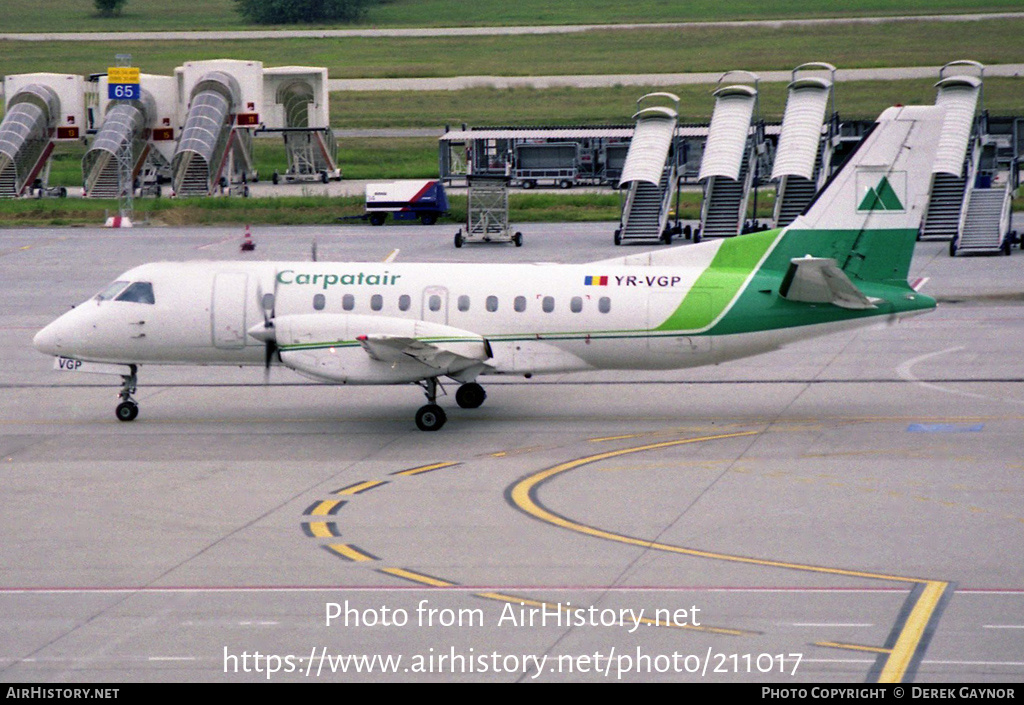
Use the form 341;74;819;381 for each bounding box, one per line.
115;365;139;422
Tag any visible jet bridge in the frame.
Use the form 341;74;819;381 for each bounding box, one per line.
0;74;85;197
614;93;681;245
262;67;339;184
172;61;262;197
697;72;762;238
771;63;837;227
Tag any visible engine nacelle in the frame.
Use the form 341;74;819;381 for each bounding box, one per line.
257;313;491;384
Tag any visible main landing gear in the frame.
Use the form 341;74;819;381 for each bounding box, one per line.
413;379;488;431
115;365;139;422
455;382;486;409
415;377;447;432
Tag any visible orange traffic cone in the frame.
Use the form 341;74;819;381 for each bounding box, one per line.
240;224;256;251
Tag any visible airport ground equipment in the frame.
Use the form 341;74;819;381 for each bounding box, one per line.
261;67;339;184
614;93;682;245
771;63;837;228
0;74;85;198
83;74;177;198
171;60;262;197
513;142;578;189
454;176;522;247
698;72;763;238
922;61;984;244
365;179;449;226
918;61;1020;256
439;126;637;187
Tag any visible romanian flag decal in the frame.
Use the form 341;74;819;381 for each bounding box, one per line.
584;275;608;286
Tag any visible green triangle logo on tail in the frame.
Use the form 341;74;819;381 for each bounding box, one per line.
858;176;905;212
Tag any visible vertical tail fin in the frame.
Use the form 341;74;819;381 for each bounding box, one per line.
784;105;946;285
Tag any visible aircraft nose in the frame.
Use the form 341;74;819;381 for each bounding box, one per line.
33;319;63;356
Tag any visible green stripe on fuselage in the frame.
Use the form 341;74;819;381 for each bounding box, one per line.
656;228;780;332
657;227;935;336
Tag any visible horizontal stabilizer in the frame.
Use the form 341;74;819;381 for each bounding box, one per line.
779;256;877;310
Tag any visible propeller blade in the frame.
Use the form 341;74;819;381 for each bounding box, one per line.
254;275;280;382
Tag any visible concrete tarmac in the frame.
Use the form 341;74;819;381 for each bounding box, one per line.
1;222;1022;683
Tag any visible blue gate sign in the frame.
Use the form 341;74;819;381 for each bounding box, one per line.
108;67;140;100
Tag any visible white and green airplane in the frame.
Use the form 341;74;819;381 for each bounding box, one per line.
34;105;943;431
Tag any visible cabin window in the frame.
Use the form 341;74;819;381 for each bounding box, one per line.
570;296;583;313
457;295;471;312
370;294;383;311
115;282;155;305
542;296;555;313
514;296;526;313
95;281;129;301
429;294;442;312
342;294;355;311
398;294;411;311
313;294;325;311
599;296;611;314
486;295;499;312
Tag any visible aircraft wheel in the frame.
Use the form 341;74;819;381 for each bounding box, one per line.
115;401;139;422
415;404;447;432
455;382;486;409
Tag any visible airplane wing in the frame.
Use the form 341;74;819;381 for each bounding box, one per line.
779;256;878;310
357;334;492;371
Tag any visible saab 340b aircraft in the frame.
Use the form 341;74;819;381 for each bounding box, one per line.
34;105;944;431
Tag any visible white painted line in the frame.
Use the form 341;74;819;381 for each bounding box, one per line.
924;660;1024;667
794;623;874;627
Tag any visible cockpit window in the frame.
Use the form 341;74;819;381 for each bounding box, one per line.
95;280;130;301
115;282;155;305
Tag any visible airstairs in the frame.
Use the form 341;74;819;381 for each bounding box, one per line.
921;62;983;241
698;73;760;238
955;186;1012;254
82;94;155;198
771;63;836;228
273;79;339;183
929;61;1018;256
0;84;59;198
171;71;256;197
614;93;680;245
